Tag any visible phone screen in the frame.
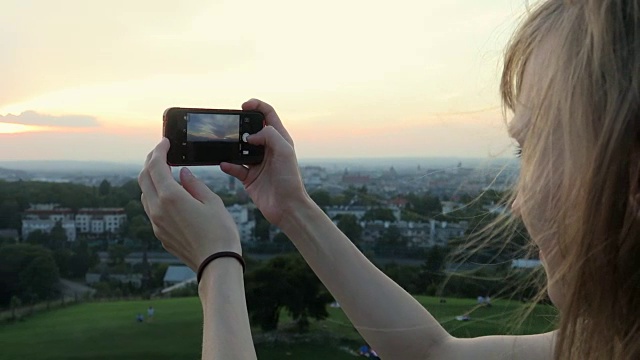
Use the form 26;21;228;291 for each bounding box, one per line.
186;113;240;142
164;107;264;166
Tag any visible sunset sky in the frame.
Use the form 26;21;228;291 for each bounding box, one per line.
0;0;529;163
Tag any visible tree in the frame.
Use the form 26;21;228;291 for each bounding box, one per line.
375;226;408;256
98;179;112;197
272;232;289;244
362;208;396;222
424;245;448;273
26;230;49;247
108;245;130;266
411;246;450;295
404;192;442;220
0;244;60;306
253;208;270;242
383;263;421;294
21;254;60;302
0;199;21;230
245;254;333;332
53;249;74;277
69;240;97;278
336;214;362;244
10;295;21;321
118;179;143;202
49;221;68;250
379;225;406;246
129;215;156;247
309;190;332;209
124;200;144;221
151;263;170;288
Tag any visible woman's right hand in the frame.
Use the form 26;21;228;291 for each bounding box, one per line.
220;99;309;227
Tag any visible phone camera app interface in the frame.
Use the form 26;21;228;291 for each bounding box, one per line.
186;113;240;142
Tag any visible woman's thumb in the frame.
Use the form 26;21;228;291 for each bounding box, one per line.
248;126;293;154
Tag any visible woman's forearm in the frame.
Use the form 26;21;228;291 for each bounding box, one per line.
279;196;451;359
199;258;256;360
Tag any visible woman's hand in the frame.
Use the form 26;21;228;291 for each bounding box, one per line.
138;139;242;270
221;99;309;227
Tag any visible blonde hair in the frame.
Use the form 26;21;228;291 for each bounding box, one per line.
501;0;640;358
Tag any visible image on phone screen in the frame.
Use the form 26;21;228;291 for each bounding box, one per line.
186;113;240;142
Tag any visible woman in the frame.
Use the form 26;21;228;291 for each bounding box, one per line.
138;0;640;358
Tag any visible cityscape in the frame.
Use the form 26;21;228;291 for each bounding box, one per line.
0;157;526;290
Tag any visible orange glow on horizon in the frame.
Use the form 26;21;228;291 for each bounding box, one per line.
0;123;100;135
0;122;47;134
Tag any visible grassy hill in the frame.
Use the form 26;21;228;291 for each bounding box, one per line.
0;296;557;360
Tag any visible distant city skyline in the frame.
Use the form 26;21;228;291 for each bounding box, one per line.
0;0;528;162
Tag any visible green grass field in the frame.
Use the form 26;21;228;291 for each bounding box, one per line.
0;296;557;360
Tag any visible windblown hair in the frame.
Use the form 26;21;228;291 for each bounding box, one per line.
501;0;640;358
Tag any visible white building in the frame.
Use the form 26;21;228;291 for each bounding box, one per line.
227;204;249;223
301;166;328;188
226;204;256;242
22;204;77;241
512;259;542;269
22;219;77;242
327;205;402;222
360;219;468;248
76;208;127;235
163;266;196;287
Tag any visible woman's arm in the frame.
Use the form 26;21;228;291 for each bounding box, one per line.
279;195;450;359
139;140;256;360
222;99;555;360
199;259;256;360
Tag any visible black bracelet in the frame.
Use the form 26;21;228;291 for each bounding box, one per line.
197;251;246;284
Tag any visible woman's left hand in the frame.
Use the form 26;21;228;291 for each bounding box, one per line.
138;138;242;271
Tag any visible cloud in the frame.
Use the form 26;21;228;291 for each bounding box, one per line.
0;111;99;128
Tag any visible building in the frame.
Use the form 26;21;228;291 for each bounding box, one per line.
361;221;390;244
226;204;256;243
399;221;431;247
511;259;542;269
76;208;127;235
21;204;128;241
429;219;467;246
85;273;143;287
96;251;181;265
301;166;328;188
360;219;468;248
327;205;401;222
163;266;196;287
21;204;77;241
327;206;369;220
342;173;371;186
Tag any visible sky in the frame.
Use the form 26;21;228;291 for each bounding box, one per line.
0;0;531;163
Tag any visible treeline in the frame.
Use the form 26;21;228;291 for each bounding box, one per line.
0;179;142;231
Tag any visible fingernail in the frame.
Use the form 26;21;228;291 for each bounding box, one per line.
181;167;194;178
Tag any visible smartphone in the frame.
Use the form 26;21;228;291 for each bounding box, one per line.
163;107;265;166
